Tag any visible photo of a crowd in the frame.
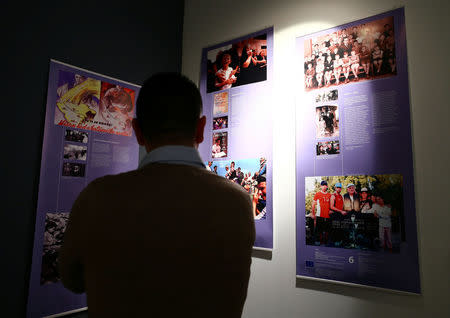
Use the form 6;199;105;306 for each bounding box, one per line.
62;162;86;177
315;89;338;103
213;116;228;130
304;174;404;252
63;144;87;161
304;16;396;90
212;132;228;158
64;129;88;143
40;212;69;285
316;105;339;138
206;158;267;220
316;140;340;156
206;33;267;93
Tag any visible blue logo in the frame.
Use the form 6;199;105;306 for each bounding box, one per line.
306;260;314;267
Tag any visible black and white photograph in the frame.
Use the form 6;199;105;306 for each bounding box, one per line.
63;144;87;161
315;105;339;138
64;129;89;143
206;33;267;93
212;132;228;158
304;16;396;90
40;212;69;285
213;116;228;130
62;162;86;177
315;89;338;103
316;140;340;156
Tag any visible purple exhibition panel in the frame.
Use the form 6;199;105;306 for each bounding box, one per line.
295;9;421;293
199;28;273;249
27;60;140;317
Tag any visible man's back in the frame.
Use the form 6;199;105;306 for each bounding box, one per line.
60;163;255;317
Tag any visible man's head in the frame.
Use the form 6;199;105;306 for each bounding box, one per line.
361;187;368;199
213;166;217;172
335;182;342;193
320;180;328;192
347;183;356;194
207;161;212;167
133;73;205;151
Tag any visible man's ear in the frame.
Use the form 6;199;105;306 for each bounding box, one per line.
195;115;207;145
132;118;146;146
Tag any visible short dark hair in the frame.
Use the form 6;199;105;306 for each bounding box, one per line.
136;72;202;140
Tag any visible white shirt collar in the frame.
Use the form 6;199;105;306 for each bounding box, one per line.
139;145;205;169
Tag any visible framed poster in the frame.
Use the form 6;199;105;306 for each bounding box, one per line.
27;60;140;317
199;28;274;249
295;8;421;293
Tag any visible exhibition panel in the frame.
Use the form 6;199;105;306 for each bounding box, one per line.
295;8;421;293
27;60;140;317
199;28;274;249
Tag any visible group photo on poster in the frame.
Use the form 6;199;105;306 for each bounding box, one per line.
54;70;136;136
206;158;267;220
304;16;396;90
206;33;267;93
316;140;340;156
305;174;404;252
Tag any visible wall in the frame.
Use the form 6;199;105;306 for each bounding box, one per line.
182;0;449;317
2;1;184;316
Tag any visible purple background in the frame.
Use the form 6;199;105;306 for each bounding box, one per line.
295;8;421;293
199;28;274;249
27;61;140;317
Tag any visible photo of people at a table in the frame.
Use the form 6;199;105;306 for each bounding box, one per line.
206;33;267;93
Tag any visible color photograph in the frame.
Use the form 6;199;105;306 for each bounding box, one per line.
304;174;403;252
212;132;228;158
206;33;267;93
213;116;228;130
206;158;267;220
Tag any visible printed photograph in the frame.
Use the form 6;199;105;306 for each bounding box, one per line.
316;105;339;138
212;132;228;158
54;70;136;136
40;212;69;285
315;89;338;103
205;158;267;220
316;140;340;156
213;116;228;130
206;33;267;93
304;174;404;252
213;91;229;116
64;129;88;143
304;16;396;90
62;162;86;177
63;144;87;161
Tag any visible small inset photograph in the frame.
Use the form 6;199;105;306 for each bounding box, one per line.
40;212;69;285
213;91;229;116
62;162;86;177
315;105;339;138
213;116;228;130
316;140;340;156
206;33;267;93
212;132;228;158
63;144;87;161
64;129;88;143
315;89;338;103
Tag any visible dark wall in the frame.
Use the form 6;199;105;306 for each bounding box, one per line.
2;1;184;316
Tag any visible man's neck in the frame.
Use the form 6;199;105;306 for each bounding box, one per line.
145;140;197;153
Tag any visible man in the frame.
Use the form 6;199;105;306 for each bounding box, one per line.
343;183;360;215
213;165;218;174
311;180;331;245
59;73;255;318
253;178;267;220
206;161;213;171
329;182;346;246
